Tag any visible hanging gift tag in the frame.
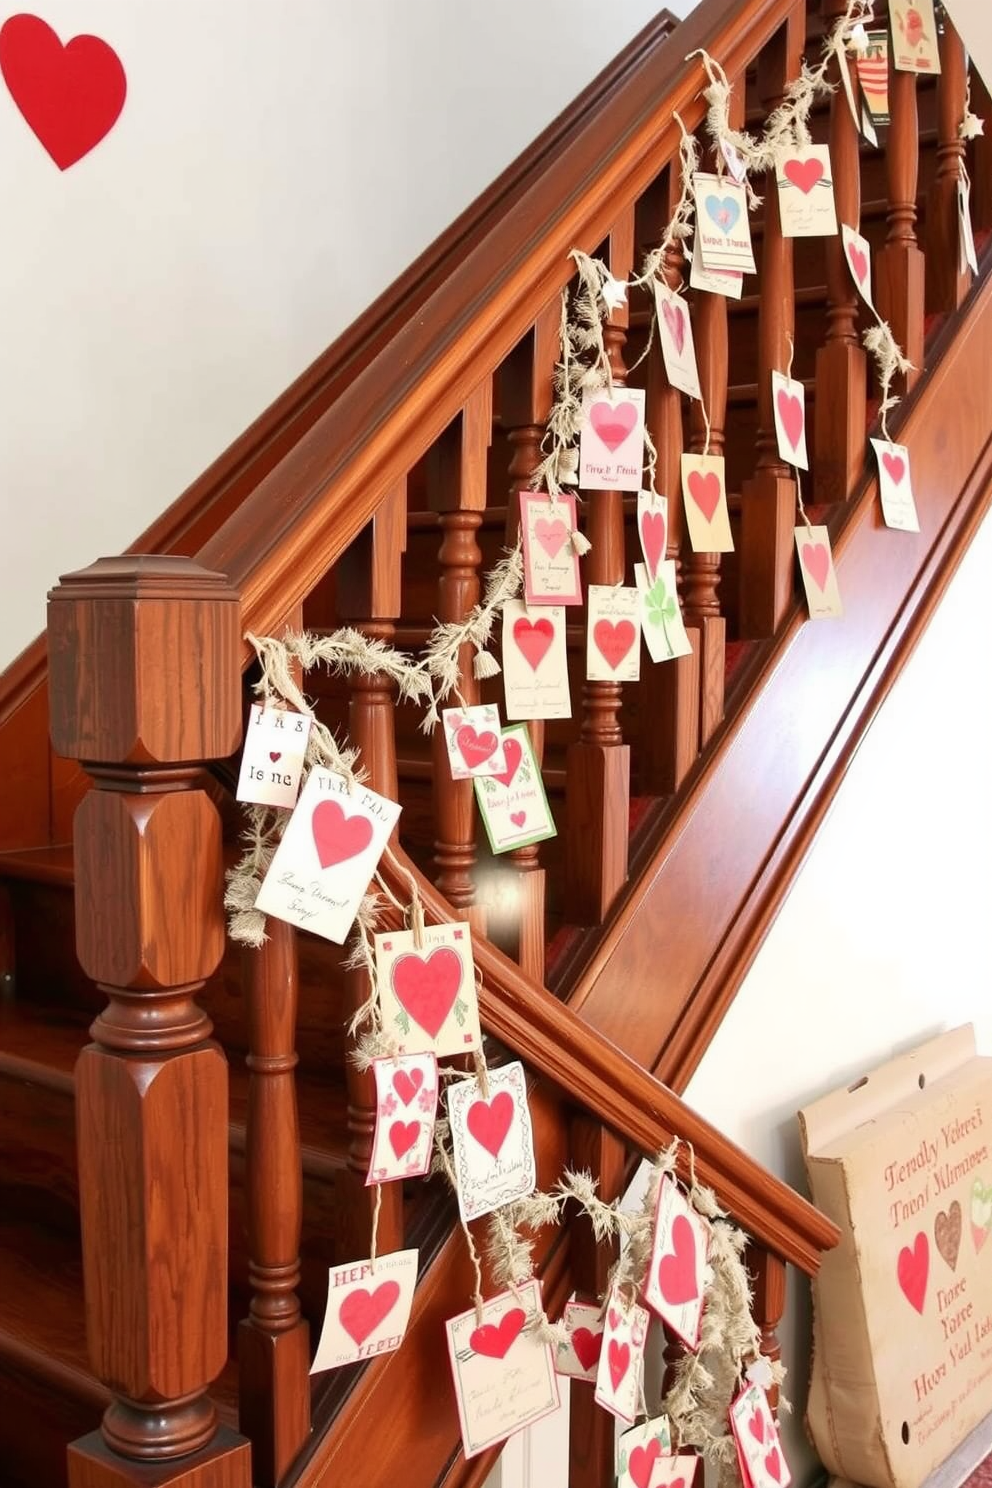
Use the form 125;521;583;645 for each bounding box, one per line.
594;1287;650;1424
644;1174;710;1349
501;599;571;721
474;724;557;856
447;1060;537;1223
236;703;312;809
617;1416;674;1488
693;172;756;274
771;371;809;471
366;1054;439;1184
635;562;693;665
795;524;843;619
520;491;583;606
578;386;646;492
554;1298;605;1381
689;227;744;299
889;0;941;73
856;29;890;124
310;1248;418;1373
654;284;702;400
681;452;734;553
775;145;838;238
870;438;920;532
255;768;400;944
637;491;669;583
841;223;874;307
440;703;507;781
374;922;481;1058
446;1281;560;1459
959;174;979;276
729;1383;792;1488
586;584;641;683
835;37;863;130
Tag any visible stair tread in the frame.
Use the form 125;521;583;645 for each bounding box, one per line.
0;844;74;886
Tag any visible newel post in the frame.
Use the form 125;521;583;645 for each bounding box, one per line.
47;557;252;1488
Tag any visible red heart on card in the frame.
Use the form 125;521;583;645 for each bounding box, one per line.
897;1232;929;1313
687;469;722;522
571;1326;603;1373
765;1446;783;1482
661;298;686;356
608;1307;622;1330
269;751;282;763
882;450;906;484
629;1440;661;1488
311;799;374;869
392;1068;424;1105
658;1214;699;1305
513;616;554;671
339;1281;400;1345
493;736;523;788
607;1338;630;1392
0;14;126;170
776;388;804;451
748;1410;765;1444
455;724;499;770
510;810;526;828
847;240;869;286
783;156;824;194
391;948;461;1039
388;1120;420;1160
801;542;830;593
640;510;667;578
467;1091;514;1158
593;619;636;671
534;516;569;558
590;399;638;452
470;1306;525;1359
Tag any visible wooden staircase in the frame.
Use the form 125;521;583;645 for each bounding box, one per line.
2;0;992;1484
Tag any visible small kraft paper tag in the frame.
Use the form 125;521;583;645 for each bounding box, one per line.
310;1248;418;1373
447;1060;537;1223
474;724;557;856
856;29;890;125
771;371;808;471
889;0;941;74
681;453;734;553
441;703;507;781
586;584;642;683
446;1281;560;1460
579;386;647;492
775;145;837;238
374;921;481;1058
366;1054;439;1184
236;703;312;809
841;222;874;307
689;227;744;299
617;1416;675;1488
520;490;583;606
729;1383;791;1488
644;1174;710;1349
594;1287;650;1424
959;174;979;276
501;599;571;721
635;561;693;665
693;172;756;274
637;491;668;582
654;284;702;400
795;524;843;619
554;1298;604;1381
870;438;919;532
255;767;400;944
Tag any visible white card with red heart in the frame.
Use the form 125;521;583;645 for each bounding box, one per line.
520;491;584;606
447;1060;536;1222
236;704;312;809
841;223;873;308
474;724;557;855
374;922;481;1058
501;599;571;720
959;175;979;275
554;1298;604;1380
586;584;642;682
310;1248;418;1373
870;438;919;532
441;703;507;781
594;1288;649;1423
771;371;808;471
617;1416;674;1488
635;562;693;665
795;525;843;619
689;228;744;299
366;1054;439;1184
775;146;837;239
694;172;756;274
446;1281;560;1459
644;1175;709;1349
578;387;646;492
654;284;701;401
681;453;734;553
637;491;669;582
729;1384;791;1488
255;767;401;944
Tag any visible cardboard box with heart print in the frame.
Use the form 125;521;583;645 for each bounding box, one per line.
800;1027;992;1488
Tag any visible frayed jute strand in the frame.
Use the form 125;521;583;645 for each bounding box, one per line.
432;1120;487;1324
863;320;914;444
637;114;701;290
419;542;524;730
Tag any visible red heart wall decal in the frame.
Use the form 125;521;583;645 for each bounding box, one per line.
339;1281;400;1345
571;1326;603;1372
513;616;554;672
455;724;498;770
776;388;804;451
470;1307;525;1359
493;736;523;788
897;1232;929;1313
640;510;667;578
593;618;636;671
391;948;462;1038
801;542;830;593
687;469;722;522
388;1120;420;1160
0;14;126;170
466;1090;514;1158
628;1439;661;1488
311;799;374;869
783;156;824;194
657;1214;699;1305
607;1338;630;1391
392;1068;424;1105
589;399;638;452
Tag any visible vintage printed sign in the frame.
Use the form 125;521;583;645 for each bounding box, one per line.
644;1175;710;1349
474;724;557;856
374;922;481;1058
689;226;744;299
871;439;920;532
447;1060;537;1223
842;222;874;307
236;703;312;809
594;1287;650;1424
889;0;941;74
554;1298;605;1381
586;584;641;683
367;1054;439;1183
729;1383;791;1488
501;599;571;720
795;525;843;619
519;491;583;606
775;145;837;239
578;386;647;492
635;561;693;665
681;452;734;553
693;171;756;274
311;1249;419;1373
771;371;809;471
857;29;891;124
446;1281;560;1459
440;703;507;781
617;1416;674;1488
654;283;702;400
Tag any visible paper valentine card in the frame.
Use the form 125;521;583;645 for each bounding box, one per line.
310;1248;418;1373
236;703;312;809
441;703;507;781
771;371;809;471
594;1287;650;1424
446;1281;560;1459
856;29;890;125
729;1384;791;1488
617;1417;675;1488
795;525;843;619
374;921;481;1058
635;562;693;665
693;172;756;274
554;1299;605;1381
447;1060;537;1223
501;599;571;721
775;145;837;238
959;174;979;276
578;386;647;492
689;226;744;298
870;438;919;532
681;453;734;553
255;767;401;944
654;284;701;401
841;223;873;307
520;491;583;606
474;724;557;856
890;0;940;74
586;584;641;683
366;1054;438;1184
637;492;669;583
644;1175;710;1349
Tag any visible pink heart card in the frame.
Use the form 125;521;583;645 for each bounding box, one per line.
586;584;642;683
644;1175;710;1349
374;922;481;1058
617;1416;676;1488
693;171;756;275
255;766;401;943
310;1247;418;1373
635;561;693;665
594;1286;650;1424
771;371;809;472
447;1060;536;1223
794;524;843;620
654;285;702;401
501;599;571;721
870;438;919;532
681;453;734;554
775;145;837;239
520;491;583;606
366;1053;439;1184
689;227;744;299
554;1298;606;1381
841;223;874;308
441;703;508;781
729;1383;791;1488
579;386;647;493
473;724;556;856
446;1281;560;1458
236;703;312;809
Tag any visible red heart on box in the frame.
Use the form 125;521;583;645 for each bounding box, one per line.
897;1232;929;1313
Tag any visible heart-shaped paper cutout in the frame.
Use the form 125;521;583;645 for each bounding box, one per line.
571;1326;603;1373
312;799;374;870
661;298;686;356
455;724;499;770
608;1307;622;1330
705;193;741;234
629;1439;661;1488
470;1307;525;1359
593;619;636;671
765;1446;783;1483
882;451;906;484
897;1231;929;1313
935;1202;962;1271
510;810;527;827
534;516;569;558
783;157;824;194
0;14;127;170
513;616;554;672
848;241;869;286
640;510;667;578
392;1068;424;1105
589;399;638;453
607;1338;630;1392
776;388;804;451
801;542;830;593
658;1214;699;1305
388;1120;420;1160
339;1281;400;1345
391;947;462;1037
467;1090;514;1158
687;469;722;522
748;1410;765;1444
493;736;523;789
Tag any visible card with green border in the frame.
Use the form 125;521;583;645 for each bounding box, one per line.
473;724;556;855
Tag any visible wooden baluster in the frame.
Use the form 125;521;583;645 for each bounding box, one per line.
740;15;804;639
499;305;558;981
427;382;493;933
876;62;926;389
815;0;868;503
565;210;634;923
47;557;251;1488
926;16;973;312
970;70;992;231
747;1245;787;1419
